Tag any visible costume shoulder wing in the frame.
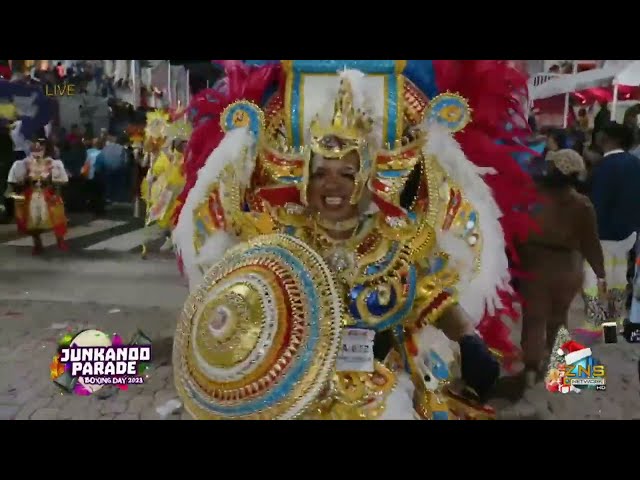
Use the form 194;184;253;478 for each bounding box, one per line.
7;160;27;184
51;160;69;183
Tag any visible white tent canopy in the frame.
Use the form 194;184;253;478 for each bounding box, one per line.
529;60;640;124
614;60;640;86
530;66;621;100
530;60;640;100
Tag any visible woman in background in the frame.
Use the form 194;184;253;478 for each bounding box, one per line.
6;137;69;254
518;149;606;388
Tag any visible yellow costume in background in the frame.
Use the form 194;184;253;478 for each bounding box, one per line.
142;118;190;229
139;111;191;257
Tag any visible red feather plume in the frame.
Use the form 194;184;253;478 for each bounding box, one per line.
432;60;539;368
172;61;280;224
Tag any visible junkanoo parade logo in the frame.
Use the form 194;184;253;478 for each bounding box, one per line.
50;329;152;396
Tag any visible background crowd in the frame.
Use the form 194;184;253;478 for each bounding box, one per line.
0;122;139;222
509;103;640;394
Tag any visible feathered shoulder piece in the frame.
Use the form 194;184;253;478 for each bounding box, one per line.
172;61;280;223
430;60;539;366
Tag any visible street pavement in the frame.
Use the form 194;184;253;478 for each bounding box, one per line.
0;207;169;256
0;235;638;420
0;246;188;421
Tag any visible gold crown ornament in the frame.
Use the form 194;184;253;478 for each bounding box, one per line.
309;77;374;159
302;77;375;206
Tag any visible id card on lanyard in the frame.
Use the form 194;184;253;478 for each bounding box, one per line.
335;328;375;373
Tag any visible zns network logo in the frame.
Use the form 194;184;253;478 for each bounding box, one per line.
545;332;606;394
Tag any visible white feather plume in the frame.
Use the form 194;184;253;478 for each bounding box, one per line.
423;120;511;324
173;127;255;291
301;69;383;149
339;68;367;112
338;68;383;149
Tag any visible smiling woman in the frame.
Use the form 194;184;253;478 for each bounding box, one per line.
307;150;361;233
171;60;537;420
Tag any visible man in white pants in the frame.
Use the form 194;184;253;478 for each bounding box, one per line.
586;122;640;332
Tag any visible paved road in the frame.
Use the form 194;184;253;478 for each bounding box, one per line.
0;246;638;420
0;207;170;257
0;245;188;420
491;299;640;420
0;300;188;420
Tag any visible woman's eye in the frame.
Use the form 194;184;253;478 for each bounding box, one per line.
342;172;355;180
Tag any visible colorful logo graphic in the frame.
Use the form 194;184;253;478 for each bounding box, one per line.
545;331;606;394
50;329;152;396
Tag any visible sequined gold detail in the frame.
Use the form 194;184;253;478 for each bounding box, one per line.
174;234;344;420
304;362;396;420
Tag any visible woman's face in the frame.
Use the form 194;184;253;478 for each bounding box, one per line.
32;141;44;158
547;135;559;152
307;150;360;223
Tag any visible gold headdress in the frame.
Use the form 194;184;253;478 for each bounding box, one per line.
301;77;375;205
309;78;374;158
248;63;473;211
145;110;170;139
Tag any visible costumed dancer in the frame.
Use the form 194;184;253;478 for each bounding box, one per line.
154;113;192;251
139;110;170;258
6;136;69;255
171;60;538;420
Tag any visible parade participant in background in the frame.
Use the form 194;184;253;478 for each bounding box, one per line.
139;110;170;258
171;60;537;420
150;114;191;251
6;136;68;254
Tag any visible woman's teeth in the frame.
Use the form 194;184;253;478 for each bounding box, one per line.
324;197;343;206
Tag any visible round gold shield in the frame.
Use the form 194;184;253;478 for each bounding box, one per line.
173;233;344;420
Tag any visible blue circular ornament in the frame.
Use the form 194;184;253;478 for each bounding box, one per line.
220;100;264;138
426;93;472;133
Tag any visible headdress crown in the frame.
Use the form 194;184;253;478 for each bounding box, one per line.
309;77;374;158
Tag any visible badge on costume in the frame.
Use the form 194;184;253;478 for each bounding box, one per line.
335;328;375;372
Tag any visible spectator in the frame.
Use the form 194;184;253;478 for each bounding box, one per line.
582;121;640;334
99;135;128;203
83;138;106;216
60;135;87;212
66;124;82;146
593;100;610;134
0;125;14;222
577;108;590;132
55;62;65;80
545;128;568;156
519;149;605;389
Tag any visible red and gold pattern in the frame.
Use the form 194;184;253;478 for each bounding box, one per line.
173;234;343;420
14;189;67;237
